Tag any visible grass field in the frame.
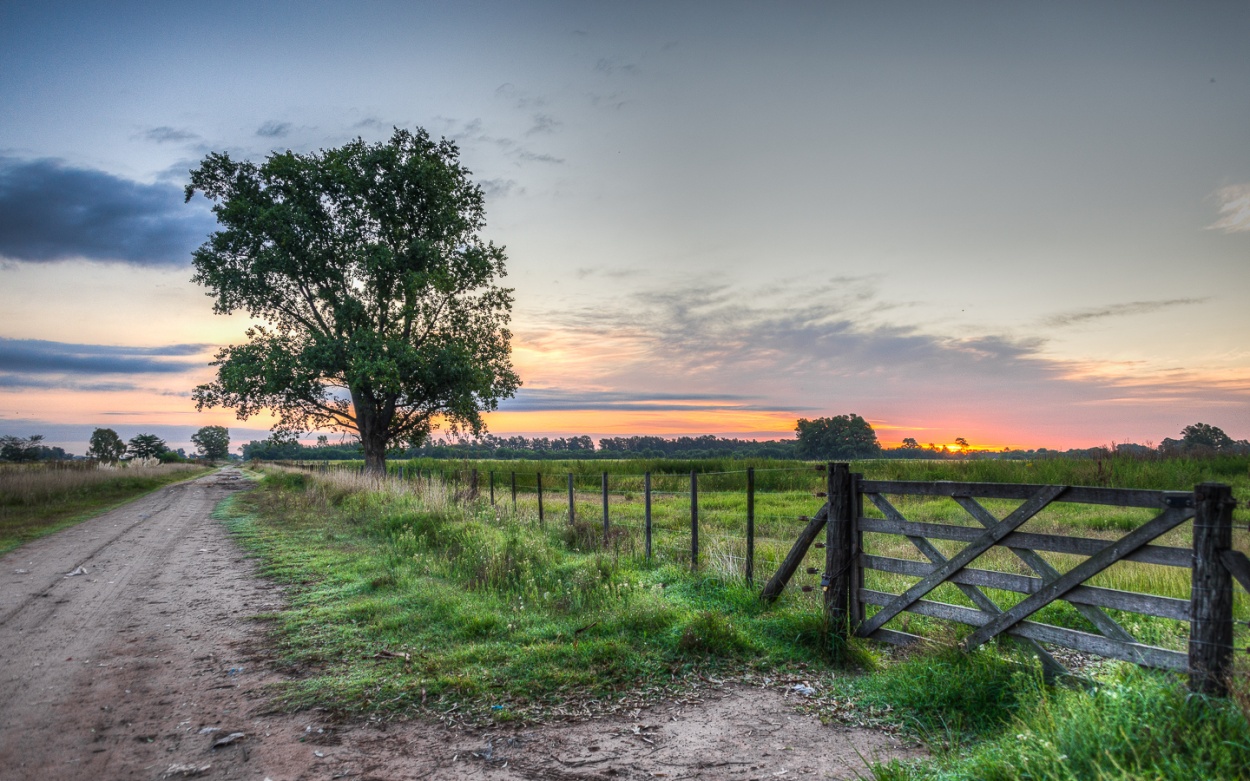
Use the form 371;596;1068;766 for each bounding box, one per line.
226;455;1250;780
0;462;212;555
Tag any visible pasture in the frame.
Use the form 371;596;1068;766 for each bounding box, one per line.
225;454;1250;780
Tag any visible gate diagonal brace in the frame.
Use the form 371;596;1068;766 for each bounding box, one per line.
953;495;1137;645
858;484;1069;638
866;492;1067;678
962;506;1192;652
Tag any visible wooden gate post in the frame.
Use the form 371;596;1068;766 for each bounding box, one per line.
824;463;854;636
567;473;575;524
489;471;495;505
1190;482;1235;696
537;472;544;523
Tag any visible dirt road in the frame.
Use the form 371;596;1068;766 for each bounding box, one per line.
0;469;920;781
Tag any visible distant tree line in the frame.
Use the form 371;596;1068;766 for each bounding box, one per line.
240;418;1249;463
0;427;234;463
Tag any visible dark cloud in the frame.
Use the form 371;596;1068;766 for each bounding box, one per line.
1042;298;1207;328
144;126;199;143
256;121;292;138
0;338;208;375
0;158;216;265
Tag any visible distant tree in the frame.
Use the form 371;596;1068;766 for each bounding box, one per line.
87;427;127;463
191;425;231;460
1180;423;1234;452
954;437;970;451
900;437;921;450
186;128;520;476
794;415;881;460
127;433;168;460
0;434;44;462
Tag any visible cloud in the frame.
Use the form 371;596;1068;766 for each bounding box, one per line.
0;338;208;375
595;57;638;76
499;388;800;413
526;113;562;136
512;149;565;165
257;120;292;138
0;158;217;265
144;126;199;143
1041;298;1207;328
0;374;141;392
479;178;522;198
1207;184;1250;233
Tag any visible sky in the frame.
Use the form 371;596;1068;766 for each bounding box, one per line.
1;1;1248;455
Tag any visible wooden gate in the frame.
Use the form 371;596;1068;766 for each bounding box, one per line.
761;464;1243;695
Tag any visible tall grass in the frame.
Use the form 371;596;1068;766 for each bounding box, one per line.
0;462;210;554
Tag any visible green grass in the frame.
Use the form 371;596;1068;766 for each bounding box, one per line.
226;456;1250;779
864;663;1250;781
0;462;212;555
222;468;855;721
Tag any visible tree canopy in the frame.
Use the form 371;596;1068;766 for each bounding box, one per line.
187;128;520;474
0;434;45;462
127;433;167;460
88;428;126;463
794;414;881;460
191;425;231;460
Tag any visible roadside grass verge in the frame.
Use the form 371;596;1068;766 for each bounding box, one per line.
0;463;212;555
221;467;865;723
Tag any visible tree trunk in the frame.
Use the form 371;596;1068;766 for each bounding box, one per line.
362;429;388;476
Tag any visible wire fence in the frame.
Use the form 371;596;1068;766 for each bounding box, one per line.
289;460;832;589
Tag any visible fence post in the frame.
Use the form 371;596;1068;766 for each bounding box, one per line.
851;472;865;624
824;463;854;637
1190;482;1234;696
537;472;544;523
471;468;479;500
489;471;495;505
746;467;755;585
568;473;576;525
690;471;699;570
602;472;610;547
511;471;517;510
644;472;652;560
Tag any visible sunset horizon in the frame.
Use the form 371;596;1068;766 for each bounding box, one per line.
2;2;1247;458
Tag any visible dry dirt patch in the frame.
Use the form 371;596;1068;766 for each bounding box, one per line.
0;468;921;781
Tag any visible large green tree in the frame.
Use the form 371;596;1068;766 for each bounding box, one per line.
87;427;127;463
795;414;881;460
186;128;520;474
191;425;231;460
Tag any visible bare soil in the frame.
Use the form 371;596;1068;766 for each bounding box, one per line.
0;469;922;780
